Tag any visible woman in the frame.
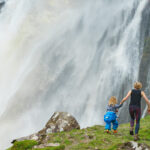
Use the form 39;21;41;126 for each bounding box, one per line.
120;82;150;141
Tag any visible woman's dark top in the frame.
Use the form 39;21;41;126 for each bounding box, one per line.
129;89;141;107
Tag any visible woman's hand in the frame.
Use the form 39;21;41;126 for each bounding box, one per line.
147;107;150;114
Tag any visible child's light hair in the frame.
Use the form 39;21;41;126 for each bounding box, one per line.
108;96;117;106
134;82;142;89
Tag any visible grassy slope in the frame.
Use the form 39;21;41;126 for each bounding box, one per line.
8;115;150;150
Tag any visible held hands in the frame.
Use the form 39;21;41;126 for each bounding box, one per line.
120;101;123;105
147;102;150;114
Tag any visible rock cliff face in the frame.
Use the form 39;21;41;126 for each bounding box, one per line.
12;112;80;144
138;2;150;90
138;3;150;112
139;38;150;93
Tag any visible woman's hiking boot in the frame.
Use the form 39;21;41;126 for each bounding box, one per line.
130;130;134;135
134;134;140;141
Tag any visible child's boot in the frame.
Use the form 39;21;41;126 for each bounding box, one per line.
105;129;110;133
113;130;117;133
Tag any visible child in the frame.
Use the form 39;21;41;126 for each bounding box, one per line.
104;96;122;133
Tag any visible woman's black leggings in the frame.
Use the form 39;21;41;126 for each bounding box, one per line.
129;105;141;134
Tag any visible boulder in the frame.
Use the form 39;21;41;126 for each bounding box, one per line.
40;112;80;134
12;112;80;144
37;112;80;143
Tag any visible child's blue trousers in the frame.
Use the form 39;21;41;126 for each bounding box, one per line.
105;120;118;130
104;111;118;130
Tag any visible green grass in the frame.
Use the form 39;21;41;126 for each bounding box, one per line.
7;140;38;150
8;116;150;150
7;140;65;150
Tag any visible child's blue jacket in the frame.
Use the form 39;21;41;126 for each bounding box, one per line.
104;104;123;123
106;104;123;112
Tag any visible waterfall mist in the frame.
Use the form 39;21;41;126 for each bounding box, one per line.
0;0;149;149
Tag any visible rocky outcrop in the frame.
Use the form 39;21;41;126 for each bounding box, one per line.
40;112;80;134
120;141;150;150
12;112;80;144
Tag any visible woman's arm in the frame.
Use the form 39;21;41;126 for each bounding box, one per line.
120;90;132;104
141;91;150;107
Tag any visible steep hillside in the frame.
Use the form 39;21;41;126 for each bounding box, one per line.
8;116;150;150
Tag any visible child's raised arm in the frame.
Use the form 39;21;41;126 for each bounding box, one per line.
114;104;123;109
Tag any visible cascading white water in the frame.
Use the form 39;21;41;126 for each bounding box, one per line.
0;0;148;149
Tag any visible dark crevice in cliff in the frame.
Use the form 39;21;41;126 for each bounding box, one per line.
138;1;150;112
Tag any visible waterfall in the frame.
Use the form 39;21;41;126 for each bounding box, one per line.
0;0;149;149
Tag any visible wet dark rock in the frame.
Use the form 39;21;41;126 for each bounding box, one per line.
139;37;150;90
0;1;5;10
138;37;150;113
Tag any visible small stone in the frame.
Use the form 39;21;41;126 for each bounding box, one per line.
33;143;60;149
51;125;55;129
47;143;60;147
88;135;94;139
60;128;64;132
31;135;38;140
